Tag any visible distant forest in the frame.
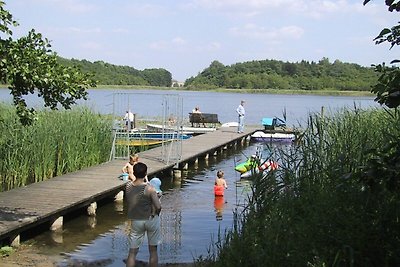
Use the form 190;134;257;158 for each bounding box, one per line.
185;58;378;91
57;57;378;91
56;57;172;87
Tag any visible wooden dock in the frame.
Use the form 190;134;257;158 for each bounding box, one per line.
0;126;257;246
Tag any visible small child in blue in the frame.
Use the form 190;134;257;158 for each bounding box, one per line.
149;178;162;217
149;177;162;198
149;177;162;202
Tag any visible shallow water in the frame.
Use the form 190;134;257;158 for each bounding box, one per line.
28;142;267;266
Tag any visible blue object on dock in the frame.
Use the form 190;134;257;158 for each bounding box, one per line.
261;118;274;126
261;117;286;129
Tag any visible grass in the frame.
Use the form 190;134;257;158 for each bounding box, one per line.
198;106;400;266
0;104;113;192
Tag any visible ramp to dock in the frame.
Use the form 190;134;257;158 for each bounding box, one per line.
0;126;256;245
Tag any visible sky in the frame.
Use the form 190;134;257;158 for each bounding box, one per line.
4;0;399;81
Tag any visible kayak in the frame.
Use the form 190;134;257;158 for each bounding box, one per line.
240;160;279;179
234;157;259;173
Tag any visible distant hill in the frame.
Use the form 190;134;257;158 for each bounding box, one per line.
57;57;172;87
185;58;378;91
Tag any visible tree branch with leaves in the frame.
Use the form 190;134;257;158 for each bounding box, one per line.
0;1;96;125
364;0;400;108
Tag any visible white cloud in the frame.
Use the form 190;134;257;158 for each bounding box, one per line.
66;27;102;34
172;37;187;45
205;42;221;51
80;41;103;51
29;0;98;14
150;37;219;53
230;23;304;41
113;28;130;34
188;0;367;19
123;3;170;17
149;38;187;51
149;41;168;50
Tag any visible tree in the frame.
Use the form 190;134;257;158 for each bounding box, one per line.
364;0;400;108
0;1;96;125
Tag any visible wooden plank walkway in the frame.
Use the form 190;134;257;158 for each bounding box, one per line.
0;126;257;245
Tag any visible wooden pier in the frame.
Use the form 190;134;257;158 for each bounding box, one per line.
0;126;257;246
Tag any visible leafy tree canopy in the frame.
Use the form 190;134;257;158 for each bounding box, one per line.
364;0;400;108
0;1;96;125
185;58;378;91
57;57;172;87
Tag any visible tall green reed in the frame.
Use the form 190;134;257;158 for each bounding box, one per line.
201;106;400;267
0;104;113;192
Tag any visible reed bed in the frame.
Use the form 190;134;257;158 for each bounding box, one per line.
0;104;113;192
200;107;400;266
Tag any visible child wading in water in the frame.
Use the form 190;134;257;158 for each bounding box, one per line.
214;170;227;196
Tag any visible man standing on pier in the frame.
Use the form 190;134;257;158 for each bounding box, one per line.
124;110;135;131
236;100;245;133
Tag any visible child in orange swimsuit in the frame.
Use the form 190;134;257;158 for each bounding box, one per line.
214;170;227;196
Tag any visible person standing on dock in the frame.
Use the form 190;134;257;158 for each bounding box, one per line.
125;162;162;267
124;110;135;131
236;100;245;133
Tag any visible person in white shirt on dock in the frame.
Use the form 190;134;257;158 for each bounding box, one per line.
124;110;135;131
236;100;245;133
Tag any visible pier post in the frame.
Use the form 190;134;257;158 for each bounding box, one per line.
241;138;246;146
173;169;182;179
114;191;124;202
51;230;63;244
87;216;97;228
205;153;209;159
10;234;20;247
50;216;63;231
181;162;188;170
87;202;97;216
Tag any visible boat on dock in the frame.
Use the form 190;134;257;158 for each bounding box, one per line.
250;131;296;143
146;123;217;135
113;128;193;148
250;116;299;143
125;131;193;140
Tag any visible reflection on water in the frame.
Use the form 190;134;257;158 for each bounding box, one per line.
214;196;226;221
28;143;264;266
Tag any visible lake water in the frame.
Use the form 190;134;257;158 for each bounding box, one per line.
0;88;379;127
0;88;381;265
29;143;258;266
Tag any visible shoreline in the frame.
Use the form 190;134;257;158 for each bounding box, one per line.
2;243;196;267
1;84;373;97
91;85;374;97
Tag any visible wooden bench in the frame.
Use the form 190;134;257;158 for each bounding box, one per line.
189;113;220;127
